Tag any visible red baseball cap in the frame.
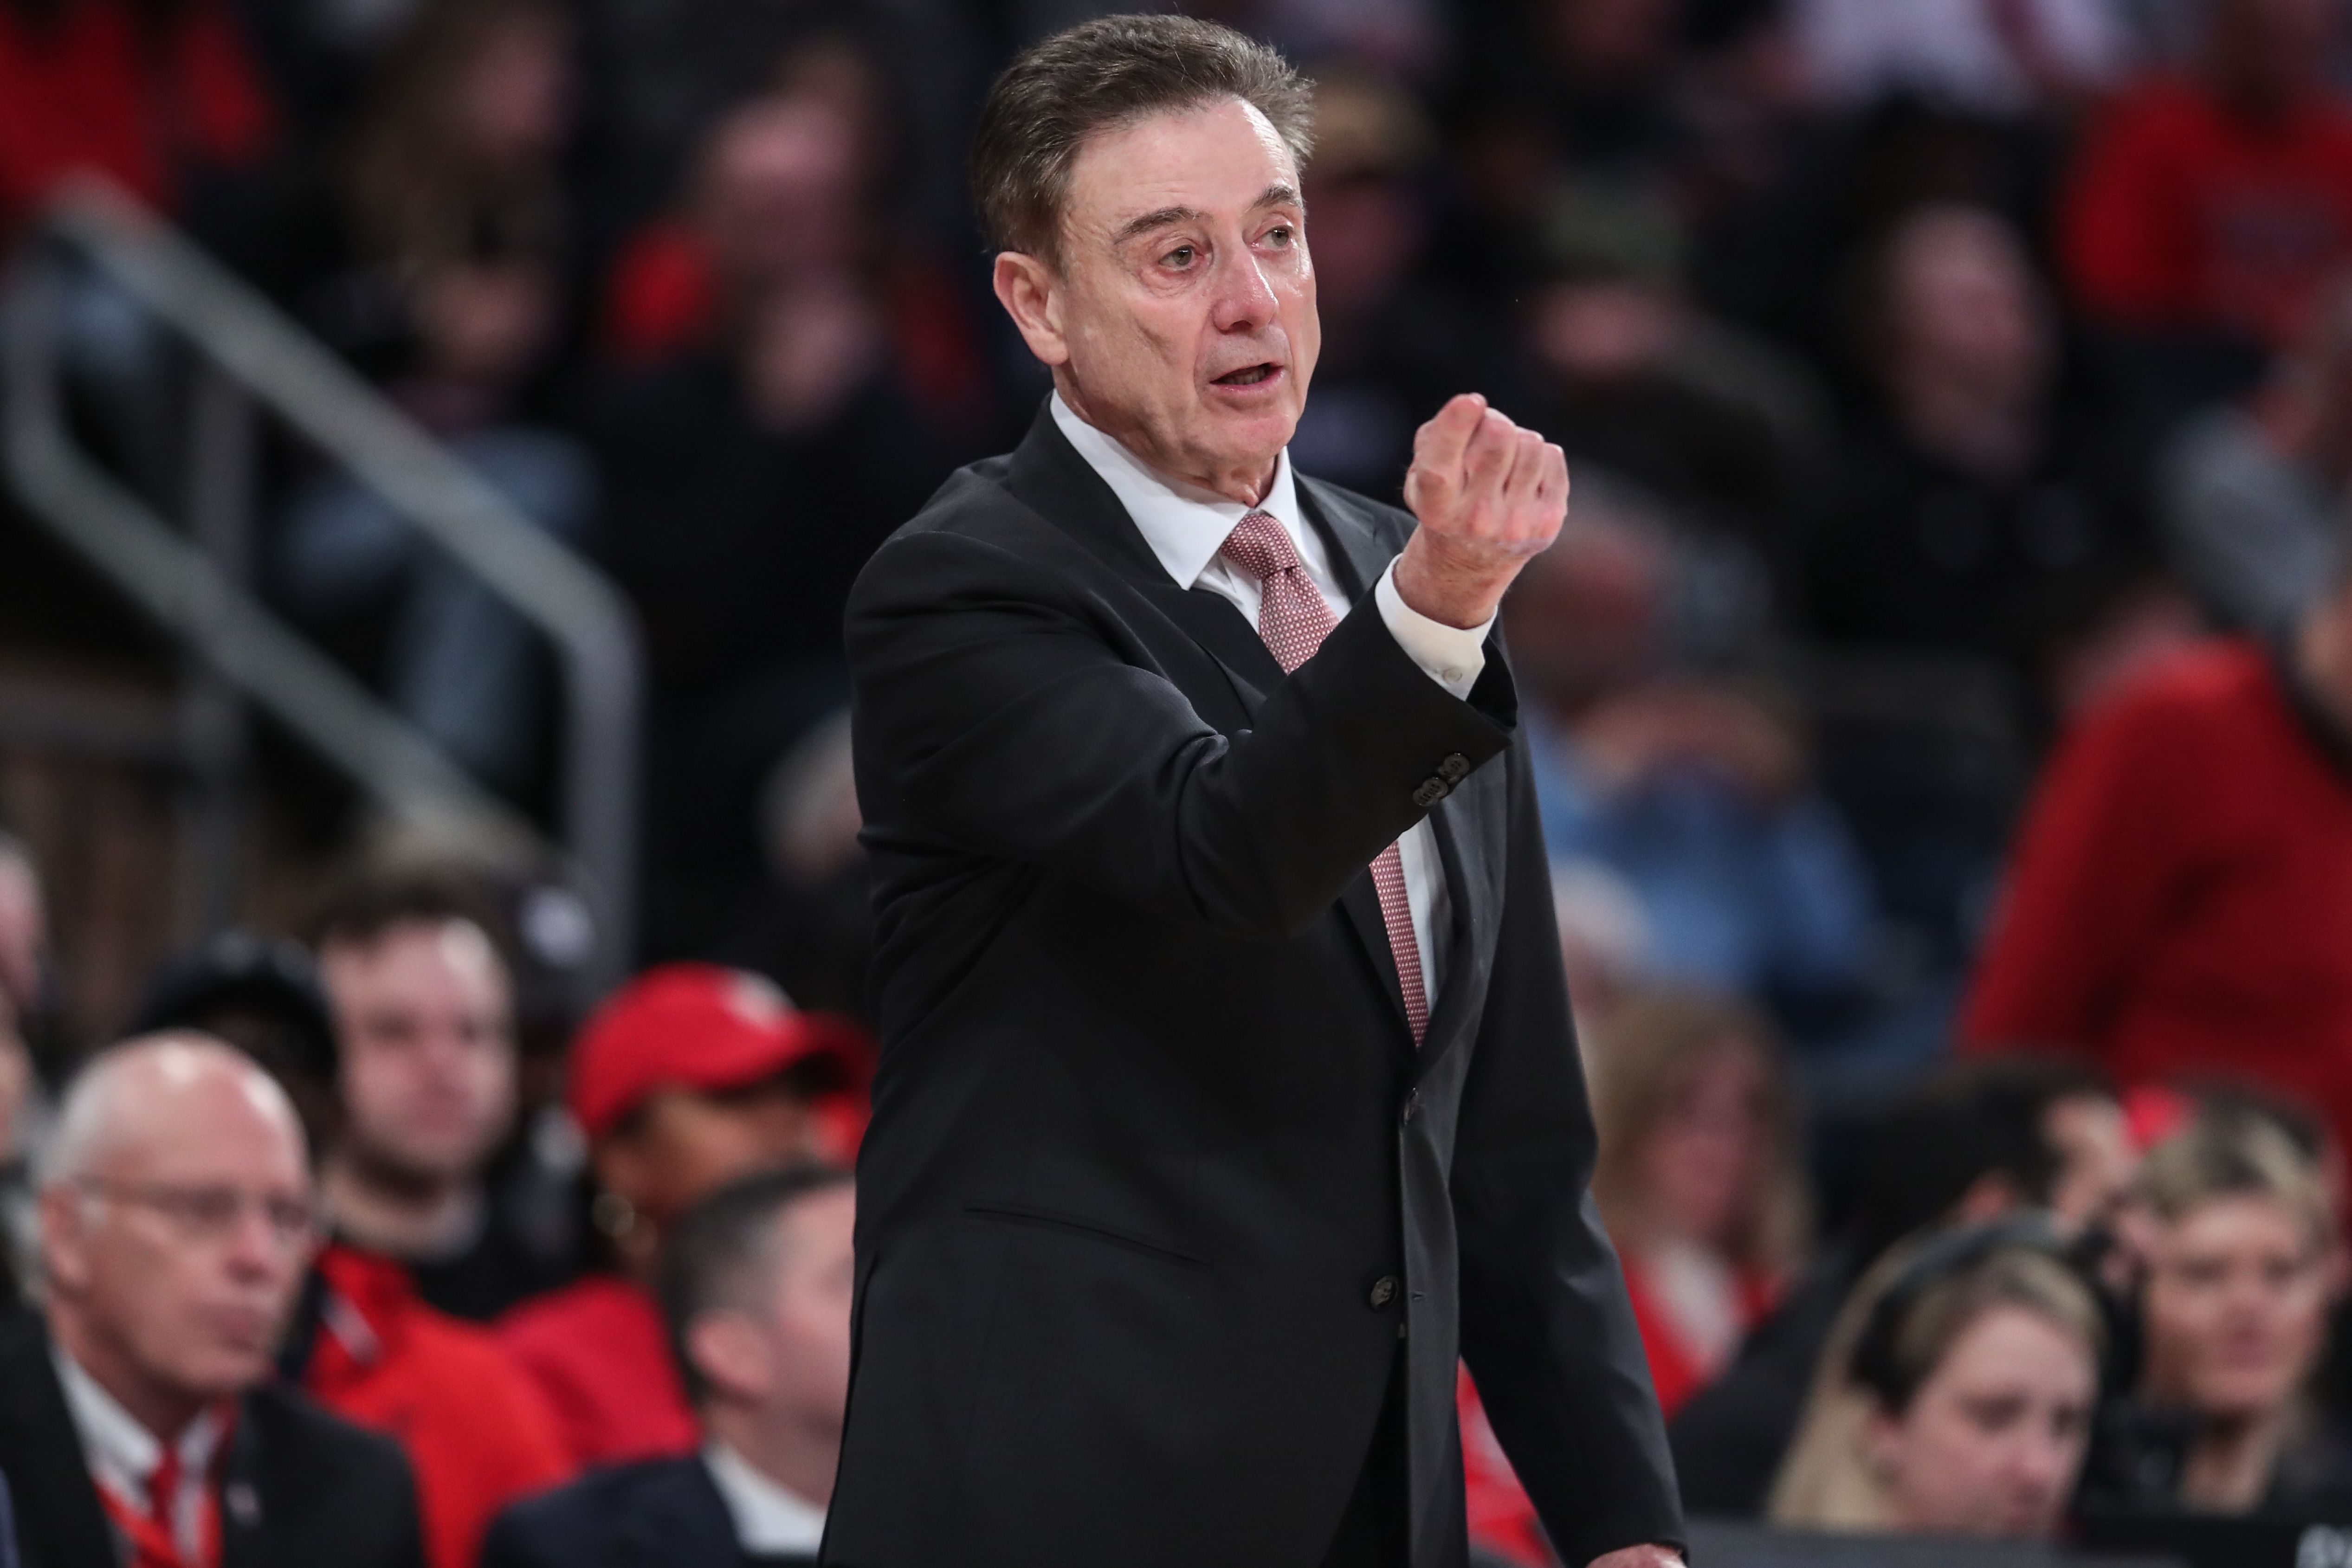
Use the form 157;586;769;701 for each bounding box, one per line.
567;962;872;1143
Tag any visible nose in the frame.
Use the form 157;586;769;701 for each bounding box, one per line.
1210;246;1278;335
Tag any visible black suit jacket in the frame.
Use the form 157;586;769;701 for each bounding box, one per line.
827;404;1681;1568
480;1454;809;1568
0;1303;424;1568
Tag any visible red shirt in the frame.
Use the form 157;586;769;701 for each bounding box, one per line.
1961;640;2352;1152
303;1245;573;1568
2060;75;2352;348
1620;1255;1777;1420
496;1275;698;1468
0;0;272;237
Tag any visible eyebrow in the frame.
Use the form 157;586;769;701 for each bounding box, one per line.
1107;186;1305;249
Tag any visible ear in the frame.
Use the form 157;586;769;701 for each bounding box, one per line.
685;1310;775;1405
39;1184;92;1294
993;252;1069;368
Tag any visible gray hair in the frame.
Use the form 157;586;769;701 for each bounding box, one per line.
40;1032;303;1186
971;14;1314;267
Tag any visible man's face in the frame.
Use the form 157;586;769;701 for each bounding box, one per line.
43;1059;314;1407
1014;97;1319;494
2042;1093;2137;1234
599;1080;821;1229
322;920;516;1187
749;1185;857;1440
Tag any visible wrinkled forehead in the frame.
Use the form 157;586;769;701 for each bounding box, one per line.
1061;97;1301;246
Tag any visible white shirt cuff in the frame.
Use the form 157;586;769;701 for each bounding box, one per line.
1374;558;1491;701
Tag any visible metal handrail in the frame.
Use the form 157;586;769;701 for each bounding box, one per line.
0;181;642;985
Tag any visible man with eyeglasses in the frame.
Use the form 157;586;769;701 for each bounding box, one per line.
0;1032;424;1568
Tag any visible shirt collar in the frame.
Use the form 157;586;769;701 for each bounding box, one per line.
1048;392;1312;591
703;1441;827;1555
52;1343;228;1501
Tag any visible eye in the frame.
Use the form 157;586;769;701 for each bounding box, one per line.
1161;245;1197;270
1265;225;1294;248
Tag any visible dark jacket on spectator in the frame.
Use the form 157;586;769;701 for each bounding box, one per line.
480;1454;807;1568
0;1301;425;1568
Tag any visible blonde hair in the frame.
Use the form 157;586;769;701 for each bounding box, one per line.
1769;1233;2103;1531
2136;1112;2333;1253
1584;990;1809;1274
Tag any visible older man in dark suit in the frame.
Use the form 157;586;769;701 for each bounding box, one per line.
828;15;1685;1568
0;1034;421;1568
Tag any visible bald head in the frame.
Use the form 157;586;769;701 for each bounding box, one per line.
39;1032;315;1438
45;1032;306;1188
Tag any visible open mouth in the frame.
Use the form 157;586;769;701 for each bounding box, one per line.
1212;362;1281;387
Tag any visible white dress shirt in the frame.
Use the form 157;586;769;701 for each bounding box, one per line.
53;1344;229;1563
1049;394;1493;994
703;1441;829;1555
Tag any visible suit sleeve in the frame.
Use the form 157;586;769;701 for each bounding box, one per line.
1451;731;1684;1567
847;527;1512;940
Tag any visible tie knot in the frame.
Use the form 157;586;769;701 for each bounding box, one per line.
1219;510;1301;583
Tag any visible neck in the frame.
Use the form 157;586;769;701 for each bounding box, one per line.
1896;374;2037;479
704;1403;838;1510
49;1303;207;1446
1053;379;1278;505
2182;1403;2295;1511
2297;595;2352;729
322;1152;479;1262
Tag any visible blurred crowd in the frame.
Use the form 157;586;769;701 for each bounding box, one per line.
9;0;2352;1563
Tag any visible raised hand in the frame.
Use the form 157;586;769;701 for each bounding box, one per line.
1395;393;1570;630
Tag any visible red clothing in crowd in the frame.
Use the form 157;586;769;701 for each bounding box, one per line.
497;1274;698;1468
1961;639;2352;1154
1457;1368;1553;1568
0;0;273;236
2060;75;2352;348
1619;1256;1776;1420
303;1244;573;1568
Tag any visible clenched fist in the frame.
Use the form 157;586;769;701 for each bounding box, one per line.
1395;393;1569;629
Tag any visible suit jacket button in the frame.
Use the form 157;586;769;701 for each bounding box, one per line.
1411;779;1448;808
1438;752;1471;783
1368;1275;1399;1310
1402;1089;1420;1126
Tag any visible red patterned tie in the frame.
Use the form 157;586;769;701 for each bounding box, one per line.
1221;510;1429;1042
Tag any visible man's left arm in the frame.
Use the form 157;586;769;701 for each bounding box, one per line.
1452;728;1686;1568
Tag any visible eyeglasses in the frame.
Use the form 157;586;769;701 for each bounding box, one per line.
73;1179;321;1251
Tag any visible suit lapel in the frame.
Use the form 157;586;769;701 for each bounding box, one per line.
1414;762;1506;1076
1000;402;1276;728
610;1458;743;1568
0;1308;126;1568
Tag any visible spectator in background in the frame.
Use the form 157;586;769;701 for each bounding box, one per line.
1503;485;1876;1018
1792;0;2138;117
1768;1222;2103;1538
2085;1114;2352;1516
1588;992;1810;1415
1959;551;2352;1162
309;870;573;1320
482;1166;854;1568
1459;990;1808;1563
2061;0;2352;360
0;1035;425;1568
268;0;592;793
1513;180;1829;585
130;927;574;1568
1805;202;2152;711
2161;271;2352;634
498;964;867;1468
0;836;44;1283
1280;66;1479;503
1671;1057;2133;1515
591;91;954;959
0;0;275;239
